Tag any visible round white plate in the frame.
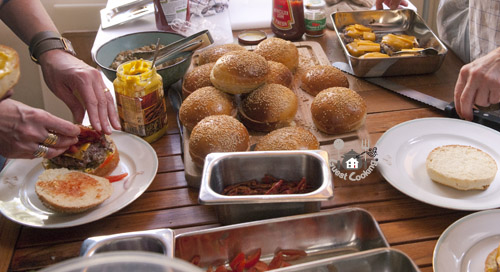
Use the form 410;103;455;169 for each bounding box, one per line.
376;117;500;210
433;209;500;272
0;131;158;228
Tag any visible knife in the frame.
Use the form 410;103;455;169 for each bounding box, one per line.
332;61;500;132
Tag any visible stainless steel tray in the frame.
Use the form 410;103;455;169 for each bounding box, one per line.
198;150;333;225
273;248;420;271
80;228;174;257
174;208;389;269
331;9;448;77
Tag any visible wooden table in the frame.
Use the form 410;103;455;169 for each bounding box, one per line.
0;28;479;272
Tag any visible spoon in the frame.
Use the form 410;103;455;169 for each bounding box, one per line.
391;47;439;56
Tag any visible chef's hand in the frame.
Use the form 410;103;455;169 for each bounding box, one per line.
454;47;500;121
0;99;80;159
375;0;408;9
38;50;121;135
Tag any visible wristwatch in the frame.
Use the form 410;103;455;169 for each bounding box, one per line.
29;31;76;64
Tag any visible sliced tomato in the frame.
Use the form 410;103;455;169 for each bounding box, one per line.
249;261;268;272
190;255;201;266
278;249;307;261
106;173;128;183
244;248;262;269
98;153;114;169
267;253;283;270
214;265;228;272
229;252;245;272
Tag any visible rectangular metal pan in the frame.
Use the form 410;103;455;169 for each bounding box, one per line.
331;9;447;77
174;208;389;269
198;150;333;225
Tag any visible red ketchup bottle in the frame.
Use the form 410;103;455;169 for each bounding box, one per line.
271;0;305;40
153;0;190;32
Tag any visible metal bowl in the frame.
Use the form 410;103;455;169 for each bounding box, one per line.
94;31;192;87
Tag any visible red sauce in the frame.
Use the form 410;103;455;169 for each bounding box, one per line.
271;0;305;41
153;0;190;32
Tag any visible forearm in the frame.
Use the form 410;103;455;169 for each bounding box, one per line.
0;0;58;45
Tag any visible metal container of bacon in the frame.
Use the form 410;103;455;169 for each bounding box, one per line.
198;150;333;225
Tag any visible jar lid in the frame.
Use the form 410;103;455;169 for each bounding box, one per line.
305;0;326;9
238;30;267;45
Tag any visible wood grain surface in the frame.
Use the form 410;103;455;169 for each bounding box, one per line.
1;27;489;272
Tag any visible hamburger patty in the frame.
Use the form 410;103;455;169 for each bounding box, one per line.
49;138;112;170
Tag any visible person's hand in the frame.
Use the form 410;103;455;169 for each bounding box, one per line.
0;99;80;159
454;47;500;121
375;0;408;9
38;50;121;134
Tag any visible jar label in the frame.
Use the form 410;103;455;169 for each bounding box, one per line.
159;0;188;23
272;0;295;30
116;88;167;137
305;18;326;31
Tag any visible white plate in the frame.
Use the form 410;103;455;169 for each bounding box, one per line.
376;117;500;210
0;131;158;228
433;209;500;271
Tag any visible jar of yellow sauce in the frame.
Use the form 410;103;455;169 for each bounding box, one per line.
113;59;167;143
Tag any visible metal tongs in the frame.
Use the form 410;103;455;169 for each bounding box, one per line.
131;30;214;66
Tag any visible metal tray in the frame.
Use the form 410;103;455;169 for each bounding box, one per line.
273;248;420;271
331;9;448;77
174;208;389;269
80;228;174;257
198;150;333;225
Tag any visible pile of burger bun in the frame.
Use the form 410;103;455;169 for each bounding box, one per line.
179;37;367;168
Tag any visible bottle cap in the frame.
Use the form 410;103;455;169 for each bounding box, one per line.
238;30;267;45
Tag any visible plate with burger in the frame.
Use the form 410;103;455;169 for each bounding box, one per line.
433;209;500;272
0;127;158;228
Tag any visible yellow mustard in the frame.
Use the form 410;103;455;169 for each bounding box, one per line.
113;59;167;143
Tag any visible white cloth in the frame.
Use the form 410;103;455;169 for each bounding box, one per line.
437;0;500;63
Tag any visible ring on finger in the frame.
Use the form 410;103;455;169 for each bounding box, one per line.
33;144;49;158
104;87;110;93
42;133;58;146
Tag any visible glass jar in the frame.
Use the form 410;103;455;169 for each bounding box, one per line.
271;0;306;40
304;0;326;37
153;0;190;32
113;60;168;143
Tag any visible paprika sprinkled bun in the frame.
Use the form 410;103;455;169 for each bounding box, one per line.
254;37;299;72
0;45;21;99
300;65;349;96
189;115;250;168
179;86;236;131
197;43;246;65
239;83;298;132
311;87;366;134
210;50;269;94
266;61;293;88
254;126;319;151
182;62;215;98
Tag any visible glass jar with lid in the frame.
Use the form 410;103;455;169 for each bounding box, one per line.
113;59;168;143
304;0;326;37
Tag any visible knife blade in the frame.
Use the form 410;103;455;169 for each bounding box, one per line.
332;61;500;132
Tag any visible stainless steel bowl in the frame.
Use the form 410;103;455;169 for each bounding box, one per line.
198;150;333;225
332;9;448;77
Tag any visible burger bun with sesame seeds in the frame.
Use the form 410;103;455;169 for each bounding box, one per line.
300;65;349;96
254;126;319;151
238;83;298;132
188;115;250;168
181;62;215;98
254;37;299;72
210;50;269;94
179;86;236;131
311;87;366;134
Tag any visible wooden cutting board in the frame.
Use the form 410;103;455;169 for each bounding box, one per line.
183;41;369;188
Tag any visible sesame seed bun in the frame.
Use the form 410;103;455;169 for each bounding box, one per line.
189;115;250;168
182;62;215;98
239;83;298;132
210;50;269;94
254;126;319;151
266;61;293;88
254;37;299;72
179;86;236;131
311;87;366;134
300;65;349;96
197;43;246;65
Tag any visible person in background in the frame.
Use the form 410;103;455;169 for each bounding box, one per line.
375;0;500;121
0;0;120;165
